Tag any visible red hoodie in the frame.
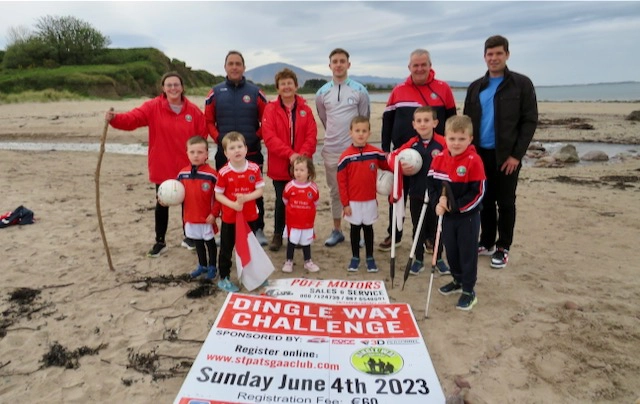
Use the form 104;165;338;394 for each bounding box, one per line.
110;94;207;184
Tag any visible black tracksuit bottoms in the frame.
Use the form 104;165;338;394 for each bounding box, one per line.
441;211;480;294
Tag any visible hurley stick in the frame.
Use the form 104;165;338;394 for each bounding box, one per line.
95;108;115;271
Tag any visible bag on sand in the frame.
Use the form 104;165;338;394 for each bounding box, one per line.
0;205;35;228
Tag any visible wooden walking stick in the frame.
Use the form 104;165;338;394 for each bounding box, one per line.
95;108;115;271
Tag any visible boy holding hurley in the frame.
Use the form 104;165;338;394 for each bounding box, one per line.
427;115;486;311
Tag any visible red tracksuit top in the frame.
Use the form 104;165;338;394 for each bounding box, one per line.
177;164;218;224
109;94;207;184
337;143;391;207
427;145;486;215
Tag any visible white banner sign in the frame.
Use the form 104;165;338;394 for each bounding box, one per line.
262;278;389;304
173;293;445;404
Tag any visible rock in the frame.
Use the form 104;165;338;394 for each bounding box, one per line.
552;144;580;163
581;150;609;161
528;141;545;151
564;301;582;311
454;375;471;389
625;110;640;121
534;156;561;168
526;149;547;159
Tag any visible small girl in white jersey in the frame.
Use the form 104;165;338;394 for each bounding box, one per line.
282;156;320;273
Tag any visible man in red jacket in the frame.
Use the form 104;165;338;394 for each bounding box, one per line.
379;49;457;251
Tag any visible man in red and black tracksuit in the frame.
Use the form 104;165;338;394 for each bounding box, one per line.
380;49;457;251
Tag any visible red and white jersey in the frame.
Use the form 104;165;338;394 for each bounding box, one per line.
215;160;265;223
177;164;218;224
283;180;319;230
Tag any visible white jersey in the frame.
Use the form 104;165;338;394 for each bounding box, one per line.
316;78;370;155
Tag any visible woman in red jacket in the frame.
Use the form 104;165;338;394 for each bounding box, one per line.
262;68;318;251
105;72;207;258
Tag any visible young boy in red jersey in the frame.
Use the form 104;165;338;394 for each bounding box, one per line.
391;106;450;276
337;116;391;272
214;131;265;292
427;115;486;311
177;136;219;280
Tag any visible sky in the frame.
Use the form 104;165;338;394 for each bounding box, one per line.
1;1;639;86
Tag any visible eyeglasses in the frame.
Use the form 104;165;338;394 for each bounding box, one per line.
164;83;182;88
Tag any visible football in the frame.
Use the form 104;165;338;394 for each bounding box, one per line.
157;179;185;206
376;169;394;195
398;148;423;175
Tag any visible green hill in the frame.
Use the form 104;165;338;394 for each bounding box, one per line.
0;47;223;100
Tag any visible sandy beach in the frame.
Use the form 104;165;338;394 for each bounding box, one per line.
1;97;639;403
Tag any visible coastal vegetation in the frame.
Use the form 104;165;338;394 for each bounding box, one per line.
0;15;223;103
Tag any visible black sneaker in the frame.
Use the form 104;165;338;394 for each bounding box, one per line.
456;291;478;311
181;238;196;251
491;248;509;269
438;280;462;296
147;242;167;258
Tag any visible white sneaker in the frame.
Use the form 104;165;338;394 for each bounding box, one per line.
304;260;320;272
282;260;294;273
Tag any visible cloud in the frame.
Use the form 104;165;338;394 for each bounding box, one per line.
0;1;638;85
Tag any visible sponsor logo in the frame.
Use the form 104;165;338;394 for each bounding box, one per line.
361;339;420;346
185;114;192;122
307;337;329;343
332;339;355;345
456;165;467;176
351;347;404;376
243;95;251;103
264;289;294;297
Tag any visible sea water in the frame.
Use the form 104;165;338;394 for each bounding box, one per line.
368;82;640;103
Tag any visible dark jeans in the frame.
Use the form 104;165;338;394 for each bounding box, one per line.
218;220;259;279
273;179;288;237
154;184;185;243
409;197;442;263
386;174;411;241
477;147;521;250
214;149;265;231
442;212;480;293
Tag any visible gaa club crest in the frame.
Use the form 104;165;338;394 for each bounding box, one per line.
242;95;251;103
431;149;441;157
249;174;256;183
201;183;210;191
369;163;376;171
300;110;307;117
456;165;467;176
185;114;193;122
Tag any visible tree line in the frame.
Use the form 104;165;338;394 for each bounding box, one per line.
3;15;110;69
